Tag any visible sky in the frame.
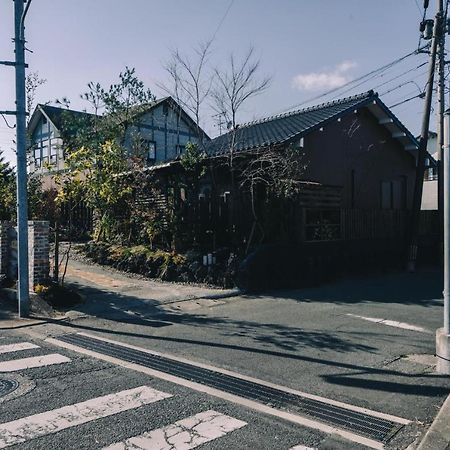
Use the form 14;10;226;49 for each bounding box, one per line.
0;0;437;165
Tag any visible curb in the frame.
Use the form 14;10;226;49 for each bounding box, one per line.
417;394;450;450
178;288;243;302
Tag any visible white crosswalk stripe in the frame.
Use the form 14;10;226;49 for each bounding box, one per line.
0;386;172;449
103;409;247;450
0;343;39;354
0;354;71;372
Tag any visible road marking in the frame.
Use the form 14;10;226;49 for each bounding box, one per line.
103;410;246;450
0;385;172;449
0;354;71;372
49;333;410;450
0;342;39;354
290;446;317;450
346;313;431;333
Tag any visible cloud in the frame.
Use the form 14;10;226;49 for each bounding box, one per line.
292;60;358;91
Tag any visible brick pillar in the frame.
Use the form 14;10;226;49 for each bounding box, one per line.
0;221;11;276
28;221;50;289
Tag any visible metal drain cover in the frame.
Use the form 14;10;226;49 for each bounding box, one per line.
58;333;404;443
0;378;19;398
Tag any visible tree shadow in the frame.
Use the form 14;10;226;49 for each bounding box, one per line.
256;269;443;306
62;282;377;354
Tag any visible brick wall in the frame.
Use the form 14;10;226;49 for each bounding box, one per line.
0;220;50;290
28;221;50;288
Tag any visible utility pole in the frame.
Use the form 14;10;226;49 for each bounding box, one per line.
408;0;443;272
14;0;30;317
437;0;446;260
437;110;450;374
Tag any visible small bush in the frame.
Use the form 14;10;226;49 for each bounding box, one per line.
34;281;81;308
78;241;234;287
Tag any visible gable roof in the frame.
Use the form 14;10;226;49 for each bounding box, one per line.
127;96;211;141
205;91;418;155
27;104;96;139
28;97;210;142
39;104;96;130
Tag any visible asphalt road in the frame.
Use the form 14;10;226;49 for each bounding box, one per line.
1;263;449;449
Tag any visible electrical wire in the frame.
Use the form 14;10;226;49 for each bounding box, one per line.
210;0;234;43
379;72;428;96
273;45;429;115
0;114;15;129
390;92;425;108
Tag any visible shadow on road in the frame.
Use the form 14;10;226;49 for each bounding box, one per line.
263;269;443;306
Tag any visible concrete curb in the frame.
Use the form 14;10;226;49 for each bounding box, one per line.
417;394;450;450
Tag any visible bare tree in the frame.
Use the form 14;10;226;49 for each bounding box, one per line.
26;71;46;121
211;47;271;130
159;41;213;143
210;49;271;248
238;145;306;252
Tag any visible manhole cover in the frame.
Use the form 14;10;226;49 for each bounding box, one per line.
0;378;19;398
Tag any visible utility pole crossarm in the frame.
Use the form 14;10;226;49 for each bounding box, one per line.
0;60;28;67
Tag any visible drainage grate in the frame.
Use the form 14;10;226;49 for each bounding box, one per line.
0;378;18;398
58;333;402;442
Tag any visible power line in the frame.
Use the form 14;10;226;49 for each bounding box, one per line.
413;0;423;16
210;0;234;43
273;45;429;115
389;90;426;108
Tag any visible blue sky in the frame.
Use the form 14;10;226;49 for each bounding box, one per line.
0;0;435;164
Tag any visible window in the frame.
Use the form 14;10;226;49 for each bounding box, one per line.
33;145;42;168
49;144;57;163
176;144;185;156
42;116;47;125
145;140;156;162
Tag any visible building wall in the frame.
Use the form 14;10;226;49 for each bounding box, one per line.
124;102;201;164
422;133;438;210
302;109;416;209
29;113;64;173
422;179;437;210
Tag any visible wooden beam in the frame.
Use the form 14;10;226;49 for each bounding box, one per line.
379;118;394;125
392;132;407;138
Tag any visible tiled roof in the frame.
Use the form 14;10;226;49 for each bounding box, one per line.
205;90;412;155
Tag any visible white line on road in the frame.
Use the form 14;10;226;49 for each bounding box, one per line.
0;385;172;449
290;446;317;450
346;313;432;333
0;342;39;354
0;354;71;372
103;410;246;450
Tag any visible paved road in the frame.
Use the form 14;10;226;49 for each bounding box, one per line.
1;262;449;449
0;331;329;450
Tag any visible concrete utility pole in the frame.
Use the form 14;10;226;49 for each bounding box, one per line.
407;1;442;272
437;0;445;253
14;0;30;317
437;111;450;374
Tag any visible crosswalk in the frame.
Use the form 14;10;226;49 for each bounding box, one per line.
0;339;250;449
0;338;325;449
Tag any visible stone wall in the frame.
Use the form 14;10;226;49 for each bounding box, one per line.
0;220;50;289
